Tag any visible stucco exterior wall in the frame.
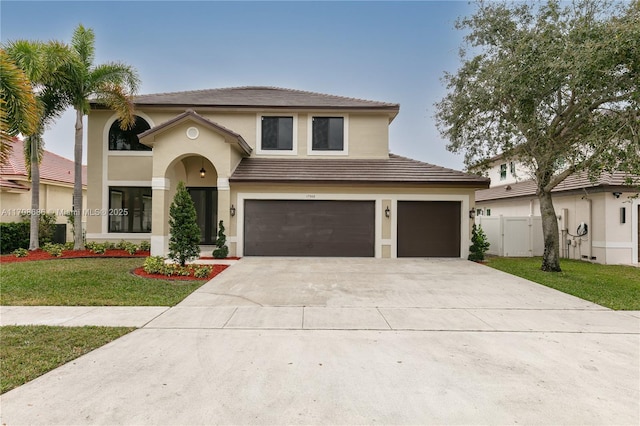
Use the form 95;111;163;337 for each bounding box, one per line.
476;190;639;264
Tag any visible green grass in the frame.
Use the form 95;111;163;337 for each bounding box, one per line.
485;257;640;310
0;258;205;306
0;325;134;394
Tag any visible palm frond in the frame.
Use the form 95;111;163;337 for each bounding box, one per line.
90;62;140;94
0;50;39;137
94;83;136;129
2;40;44;82
71;24;95;69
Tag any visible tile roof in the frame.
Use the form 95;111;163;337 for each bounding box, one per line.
0;139;87;187
476;171;639;201
130;86;400;111
230;154;490;186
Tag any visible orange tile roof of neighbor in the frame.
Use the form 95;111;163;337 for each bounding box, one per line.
0;139;87;189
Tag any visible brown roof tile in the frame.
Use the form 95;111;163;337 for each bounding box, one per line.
230;154;490;186
476;171;639;201
130;86;400;111
0;139;87;186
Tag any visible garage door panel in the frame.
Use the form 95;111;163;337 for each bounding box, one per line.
398;201;461;257
244;200;375;257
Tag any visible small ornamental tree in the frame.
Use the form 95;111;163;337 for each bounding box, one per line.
168;181;201;266
212;220;229;259
468;224;490;262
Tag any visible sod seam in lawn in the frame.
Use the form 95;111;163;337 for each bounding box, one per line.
485;257;640;310
0;325;135;394
0;258;206;306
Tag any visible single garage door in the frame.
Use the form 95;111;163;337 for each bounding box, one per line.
397;201;461;257
244;200;375;257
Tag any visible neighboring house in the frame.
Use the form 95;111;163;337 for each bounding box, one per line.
86;86;489;258
0;139;88;241
473;156;639;265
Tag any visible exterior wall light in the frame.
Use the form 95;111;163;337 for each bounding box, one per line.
230;204;236;217
469;208;476;219
613;191;622;198
199;158;206;178
384;206;391;218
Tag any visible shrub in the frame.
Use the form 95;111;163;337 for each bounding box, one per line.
212;220;229;259
193;265;212;278
139;240;151;252
42;242;64;257
87;242;107;255
143;256;166;274
13;248;29;258
468;224;490;262
168;181;201;266
116;241;138;255
0;222;29;254
20;212;57;245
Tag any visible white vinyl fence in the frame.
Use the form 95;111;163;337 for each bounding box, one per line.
476;216;544;257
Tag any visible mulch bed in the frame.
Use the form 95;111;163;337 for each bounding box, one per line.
0;249;150;264
132;264;229;281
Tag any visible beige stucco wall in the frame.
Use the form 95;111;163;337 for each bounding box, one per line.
476;190;639;264
1;182;86;242
230;183;477;259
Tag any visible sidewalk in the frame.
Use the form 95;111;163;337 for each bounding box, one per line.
0;306;169;327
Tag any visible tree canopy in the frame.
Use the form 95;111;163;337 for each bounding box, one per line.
436;0;640;271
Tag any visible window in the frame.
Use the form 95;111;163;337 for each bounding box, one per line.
109;116;151;151
312;117;344;151
486;208;491;216
510;161;516;176
108;187;152;233
261;116;293;150
499;163;507;180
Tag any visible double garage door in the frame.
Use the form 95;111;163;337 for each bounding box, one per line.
243;200;460;257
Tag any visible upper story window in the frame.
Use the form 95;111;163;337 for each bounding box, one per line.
499;163;507;180
261;116;293;150
109;116;151;151
311;117;344;151
509;161;516;176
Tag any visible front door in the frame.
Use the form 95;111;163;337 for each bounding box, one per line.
187;187;218;245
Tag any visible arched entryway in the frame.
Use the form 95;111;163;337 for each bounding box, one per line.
176;155;218;245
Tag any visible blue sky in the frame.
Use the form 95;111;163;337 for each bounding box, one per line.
1;1;473;170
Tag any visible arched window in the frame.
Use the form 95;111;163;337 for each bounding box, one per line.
108;116;151;151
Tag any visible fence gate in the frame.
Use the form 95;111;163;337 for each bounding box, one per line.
476;216;543;257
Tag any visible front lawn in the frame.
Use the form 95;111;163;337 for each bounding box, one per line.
485;257;640;310
0;258;208;306
0;325;134;394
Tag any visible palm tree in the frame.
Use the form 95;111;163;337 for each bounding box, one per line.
65;24;140;249
0;48;38;165
3;41;75;249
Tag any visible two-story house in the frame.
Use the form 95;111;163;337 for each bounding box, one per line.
85;86;489;258
474;155;639;265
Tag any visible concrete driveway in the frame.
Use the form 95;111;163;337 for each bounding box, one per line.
1;258;638;425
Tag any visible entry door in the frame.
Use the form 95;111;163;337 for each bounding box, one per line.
188;187;218;245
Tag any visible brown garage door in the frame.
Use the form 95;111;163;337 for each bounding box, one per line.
397;201;461;257
244;200;375;257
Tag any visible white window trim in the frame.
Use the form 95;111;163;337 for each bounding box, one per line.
255;113;298;156
307;114;349;156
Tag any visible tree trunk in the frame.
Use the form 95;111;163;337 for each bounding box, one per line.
29;136;40;250
538;188;561;272
73;108;84;250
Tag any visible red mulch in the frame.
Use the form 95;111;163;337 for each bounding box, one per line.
0;249;150;264
132;264;229;281
198;256;242;260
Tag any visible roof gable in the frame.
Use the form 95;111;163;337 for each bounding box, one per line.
137;110;252;156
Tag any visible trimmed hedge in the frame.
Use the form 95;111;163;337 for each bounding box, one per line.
0;222;30;254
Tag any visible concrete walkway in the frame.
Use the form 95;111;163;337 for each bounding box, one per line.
1;258;639;425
